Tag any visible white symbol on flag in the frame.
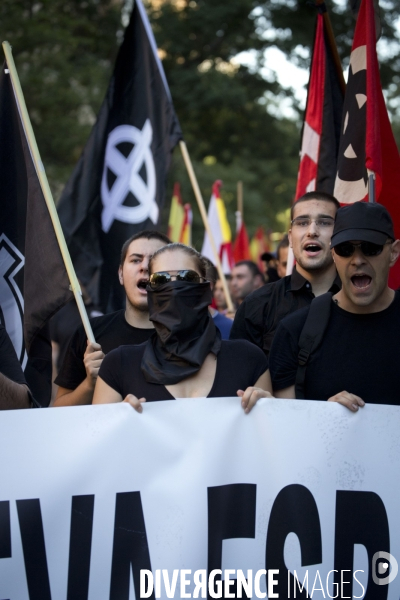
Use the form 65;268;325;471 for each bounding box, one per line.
101;120;158;232
0;234;27;369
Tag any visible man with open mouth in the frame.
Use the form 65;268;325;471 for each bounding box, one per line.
230;191;341;358
52;230;170;407
269;201;400;408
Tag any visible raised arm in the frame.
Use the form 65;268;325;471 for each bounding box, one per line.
53;341;104;407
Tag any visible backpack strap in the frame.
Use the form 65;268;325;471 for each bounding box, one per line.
295;292;333;399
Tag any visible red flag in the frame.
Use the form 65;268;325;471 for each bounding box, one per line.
233;212;250;262
295;5;345;200
334;0;400;287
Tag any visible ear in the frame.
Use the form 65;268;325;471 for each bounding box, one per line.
288;229;293;249
389;239;400;267
118;265;124;285
331;247;335;262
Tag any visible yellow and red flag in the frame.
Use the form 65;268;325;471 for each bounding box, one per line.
250;227;270;272
167;183;192;245
201;180;234;273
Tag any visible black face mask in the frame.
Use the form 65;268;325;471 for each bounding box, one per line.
141;281;221;385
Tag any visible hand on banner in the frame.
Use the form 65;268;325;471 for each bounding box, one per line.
84;342;105;388
328;391;365;412
237;387;273;414
123;394;146;413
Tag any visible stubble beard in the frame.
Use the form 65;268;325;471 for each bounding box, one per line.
296;250;334;274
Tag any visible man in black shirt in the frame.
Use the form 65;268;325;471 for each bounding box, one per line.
0;325;31;409
230;192;341;357
269;201;400;409
53;230;170;406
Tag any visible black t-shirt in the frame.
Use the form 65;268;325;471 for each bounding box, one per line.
98;339;268;401
0;325;27;385
269;290;400;405
50;300;102;371
230;268;341;358
55;310;154;390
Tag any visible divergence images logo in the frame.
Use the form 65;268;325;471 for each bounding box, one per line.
101;120;158;233
372;551;399;586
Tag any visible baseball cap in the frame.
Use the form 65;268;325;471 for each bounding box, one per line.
330;201;395;248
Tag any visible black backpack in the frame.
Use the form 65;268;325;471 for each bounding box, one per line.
295;292;333;399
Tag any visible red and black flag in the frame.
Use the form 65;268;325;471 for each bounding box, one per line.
295;2;345;200
333;0;400;287
58;0;182;312
0;63;72;405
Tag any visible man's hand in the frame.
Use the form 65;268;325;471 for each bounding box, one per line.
237;387;273;414
123;394;146;413
83;342;105;389
328;391;365;412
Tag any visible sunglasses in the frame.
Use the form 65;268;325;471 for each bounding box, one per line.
333;240;392;258
148;270;207;288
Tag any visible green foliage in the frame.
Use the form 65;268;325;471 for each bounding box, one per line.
149;0;302;237
0;0;122;191
1;0;399;241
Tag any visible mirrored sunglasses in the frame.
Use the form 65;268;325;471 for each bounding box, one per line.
333;240;392;258
148;270;207;288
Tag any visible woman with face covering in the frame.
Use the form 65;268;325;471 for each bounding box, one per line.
93;244;272;412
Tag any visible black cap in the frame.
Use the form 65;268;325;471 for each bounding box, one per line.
331;202;395;248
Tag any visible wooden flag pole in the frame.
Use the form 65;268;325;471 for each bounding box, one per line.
237;181;243;217
2;41;95;343
179;141;234;312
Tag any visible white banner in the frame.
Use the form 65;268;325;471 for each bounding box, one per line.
0;397;399;599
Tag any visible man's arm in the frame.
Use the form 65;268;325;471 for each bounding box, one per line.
0;372;30;409
53;342;104;407
230;294;264;348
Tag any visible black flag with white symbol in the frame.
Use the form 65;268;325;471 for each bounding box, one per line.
335;46;368;202
58;0;182;312
0;64;72;405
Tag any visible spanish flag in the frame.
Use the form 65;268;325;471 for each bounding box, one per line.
167;183;192;245
201;180;234;273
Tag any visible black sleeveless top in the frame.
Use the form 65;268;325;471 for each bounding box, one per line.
98;339;268;401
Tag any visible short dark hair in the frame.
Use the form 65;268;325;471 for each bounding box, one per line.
120;230;171;265
277;235;289;262
291;191;340;220
234;260;264;280
149;243;207;278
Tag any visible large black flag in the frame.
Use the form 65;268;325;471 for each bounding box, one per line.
0;63;72;405
58;0;182;312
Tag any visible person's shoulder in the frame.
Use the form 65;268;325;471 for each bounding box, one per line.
278;303;311;332
241;276;290;307
89;309;124;328
221;338;266;358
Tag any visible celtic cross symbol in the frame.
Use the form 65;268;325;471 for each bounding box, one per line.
101;119;158;232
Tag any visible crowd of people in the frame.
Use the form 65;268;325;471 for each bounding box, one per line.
1;192;399;413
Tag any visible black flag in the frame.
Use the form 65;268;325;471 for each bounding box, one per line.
0;63;72;406
58;0;183;312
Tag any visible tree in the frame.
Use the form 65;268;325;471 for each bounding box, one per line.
0;0;122;192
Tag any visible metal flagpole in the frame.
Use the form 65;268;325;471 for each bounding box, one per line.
179;141;234;313
2;41;95;343
368;170;376;203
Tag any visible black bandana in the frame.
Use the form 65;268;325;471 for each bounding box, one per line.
141;281;221;385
